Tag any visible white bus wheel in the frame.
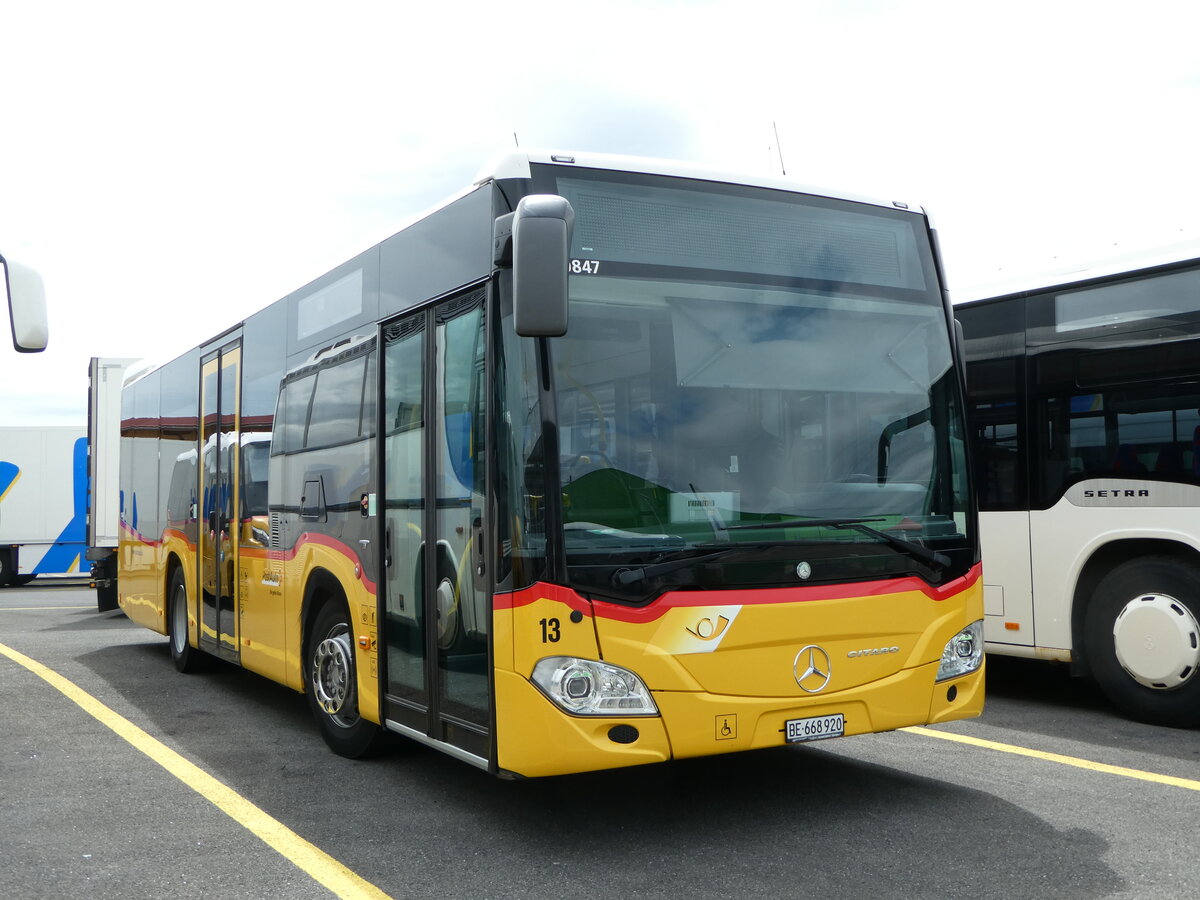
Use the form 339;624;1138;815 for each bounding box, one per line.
1084;557;1200;728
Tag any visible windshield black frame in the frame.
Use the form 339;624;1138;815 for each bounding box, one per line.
495;165;976;603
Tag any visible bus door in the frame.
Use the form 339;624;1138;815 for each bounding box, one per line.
199;341;242;663
380;290;489;764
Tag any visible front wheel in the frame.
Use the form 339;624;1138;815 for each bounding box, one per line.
1084;557;1200;728
306;602;385;758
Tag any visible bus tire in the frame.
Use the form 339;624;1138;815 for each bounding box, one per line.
168;567;207;673
1084;557;1200;728
0;550;12;588
306;601;384;758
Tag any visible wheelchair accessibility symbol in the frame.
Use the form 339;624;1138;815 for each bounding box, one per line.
715;714;737;741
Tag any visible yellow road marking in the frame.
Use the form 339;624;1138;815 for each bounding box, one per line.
905;725;1200;792
0;640;394;900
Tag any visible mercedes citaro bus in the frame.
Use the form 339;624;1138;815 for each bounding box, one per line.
107;151;983;777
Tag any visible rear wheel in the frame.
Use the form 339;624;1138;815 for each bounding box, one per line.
168;568;207;673
0;550;12;588
1084;557;1200;727
307;601;385;758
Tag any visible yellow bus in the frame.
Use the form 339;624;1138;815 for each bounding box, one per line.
104;151;984;777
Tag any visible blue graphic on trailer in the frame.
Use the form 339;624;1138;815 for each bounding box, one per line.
0;461;19;503
33;437;89;574
1;438;89;575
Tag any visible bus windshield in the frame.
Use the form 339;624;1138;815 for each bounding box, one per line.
504;167;973;602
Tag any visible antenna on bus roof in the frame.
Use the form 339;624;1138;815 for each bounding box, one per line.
513;132;520;147
773;121;787;176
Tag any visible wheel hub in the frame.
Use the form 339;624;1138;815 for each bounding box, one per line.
1112;592;1200;690
313;631;354;715
172;587;188;653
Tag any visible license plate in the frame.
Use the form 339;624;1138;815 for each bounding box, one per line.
784;713;845;743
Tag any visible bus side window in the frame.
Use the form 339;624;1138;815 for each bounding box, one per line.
276;374;316;454
306;357;366;450
166;453;197;524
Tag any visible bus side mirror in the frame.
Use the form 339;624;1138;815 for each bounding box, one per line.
511;195;574;337
2;254;49;352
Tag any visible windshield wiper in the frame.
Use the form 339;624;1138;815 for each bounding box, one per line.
832;521;950;570
725;516;951;570
724;516;880;532
612;546;752;586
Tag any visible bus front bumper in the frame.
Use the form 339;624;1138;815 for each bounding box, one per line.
495;660;984;778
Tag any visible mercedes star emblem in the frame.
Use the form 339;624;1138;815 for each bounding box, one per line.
793;644;832;693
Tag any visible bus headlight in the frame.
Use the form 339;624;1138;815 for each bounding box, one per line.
936;620;984;682
531;657;659;716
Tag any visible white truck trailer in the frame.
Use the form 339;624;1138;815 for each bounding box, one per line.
85;357;136;610
0;426;88;585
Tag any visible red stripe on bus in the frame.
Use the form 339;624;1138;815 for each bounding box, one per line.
286;532;379;595
120;523;378;595
495;564;981;624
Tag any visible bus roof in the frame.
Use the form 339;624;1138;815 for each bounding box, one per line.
475;149;923;214
954;238;1200;306
120;150;933;392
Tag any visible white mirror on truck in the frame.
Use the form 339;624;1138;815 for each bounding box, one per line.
2;253;49;352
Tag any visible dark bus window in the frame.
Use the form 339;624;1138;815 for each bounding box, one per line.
241;439;271;517
276;374;315;454
242;302;286;437
1032;386;1200;507
1055;266;1200;334
959;298;1027;511
306;355;366;449
360;350;377;438
166;452;197;526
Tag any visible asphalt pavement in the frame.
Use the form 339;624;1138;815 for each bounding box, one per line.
2;584;1197;899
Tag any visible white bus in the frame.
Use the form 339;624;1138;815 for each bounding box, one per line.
958;247;1200;727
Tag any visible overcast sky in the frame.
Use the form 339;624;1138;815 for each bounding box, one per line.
3;0;1199;426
